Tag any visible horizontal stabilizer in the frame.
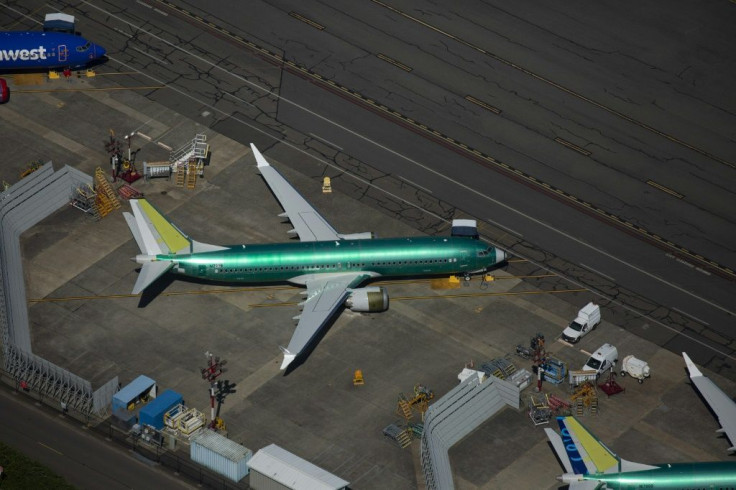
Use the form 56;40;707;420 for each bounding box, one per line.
133;261;173;295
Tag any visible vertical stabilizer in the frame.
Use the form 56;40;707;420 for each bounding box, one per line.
557;416;619;475
124;199;190;294
128;199;191;255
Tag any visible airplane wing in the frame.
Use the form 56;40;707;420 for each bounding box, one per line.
683;352;736;452
280;273;370;370
251;143;340;242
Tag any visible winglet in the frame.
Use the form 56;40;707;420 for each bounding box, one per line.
251;143;270;168
683;352;703;378
279;346;296;370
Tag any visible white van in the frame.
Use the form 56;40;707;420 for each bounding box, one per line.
561;302;601;343
582;343;618;376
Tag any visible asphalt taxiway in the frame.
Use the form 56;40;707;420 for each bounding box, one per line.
1;1;735;489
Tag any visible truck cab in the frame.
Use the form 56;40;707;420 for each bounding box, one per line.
582;343;618;376
561;302;601;343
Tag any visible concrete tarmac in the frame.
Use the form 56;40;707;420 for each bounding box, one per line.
1;2;735;489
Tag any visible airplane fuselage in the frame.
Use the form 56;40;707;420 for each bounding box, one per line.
153;236;502;284
584;461;736;489
0;31;106;71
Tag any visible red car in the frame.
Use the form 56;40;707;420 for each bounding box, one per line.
0;78;9;104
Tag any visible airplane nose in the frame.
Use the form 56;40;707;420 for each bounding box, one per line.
95;44;106;59
496;248;507;263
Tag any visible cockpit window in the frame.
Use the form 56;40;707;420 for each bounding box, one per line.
477;246;494;257
76;42;91;52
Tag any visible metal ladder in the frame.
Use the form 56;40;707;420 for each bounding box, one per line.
397;394;413;420
93;167;120;218
170;134;207;168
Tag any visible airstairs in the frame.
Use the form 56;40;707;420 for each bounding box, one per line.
170;134;208;188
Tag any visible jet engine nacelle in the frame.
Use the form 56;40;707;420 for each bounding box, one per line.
337;232;375;240
346;287;389;312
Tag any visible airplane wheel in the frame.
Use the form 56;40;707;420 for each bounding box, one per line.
620;371;626;377
638;378;644;384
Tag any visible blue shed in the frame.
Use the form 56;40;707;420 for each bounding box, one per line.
139;389;183;430
112;375;156;412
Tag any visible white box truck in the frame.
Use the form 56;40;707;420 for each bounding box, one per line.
561;302;601;343
582;343;618;376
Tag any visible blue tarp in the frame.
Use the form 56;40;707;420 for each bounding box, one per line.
139;389;183;430
112;375;155;412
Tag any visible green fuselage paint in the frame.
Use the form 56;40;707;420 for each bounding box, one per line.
157;236;502;284
584;461;736;489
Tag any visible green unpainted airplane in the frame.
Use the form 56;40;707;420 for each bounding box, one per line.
545;353;736;489
124;144;507;371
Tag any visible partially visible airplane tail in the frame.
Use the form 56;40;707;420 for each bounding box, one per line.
545;416;657;489
123;199;191;294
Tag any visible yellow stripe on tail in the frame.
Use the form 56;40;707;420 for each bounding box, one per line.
136;199;190;254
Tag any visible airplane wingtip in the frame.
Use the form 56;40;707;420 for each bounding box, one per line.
250;143;270;168
279;347;295;370
280;354;296;370
682;352;703;377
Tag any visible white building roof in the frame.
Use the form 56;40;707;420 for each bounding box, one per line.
247;444;349;490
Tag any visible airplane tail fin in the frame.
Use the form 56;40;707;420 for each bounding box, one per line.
556;416;620;475
123;199;192;256
546;416;657;488
123;199;191;294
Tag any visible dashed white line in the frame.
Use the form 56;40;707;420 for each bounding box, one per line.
486;218;522;238
113;27;133;39
579;263;615;282
399;176;432;194
131;47;169;65
672;307;710;326
308;133;342;150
